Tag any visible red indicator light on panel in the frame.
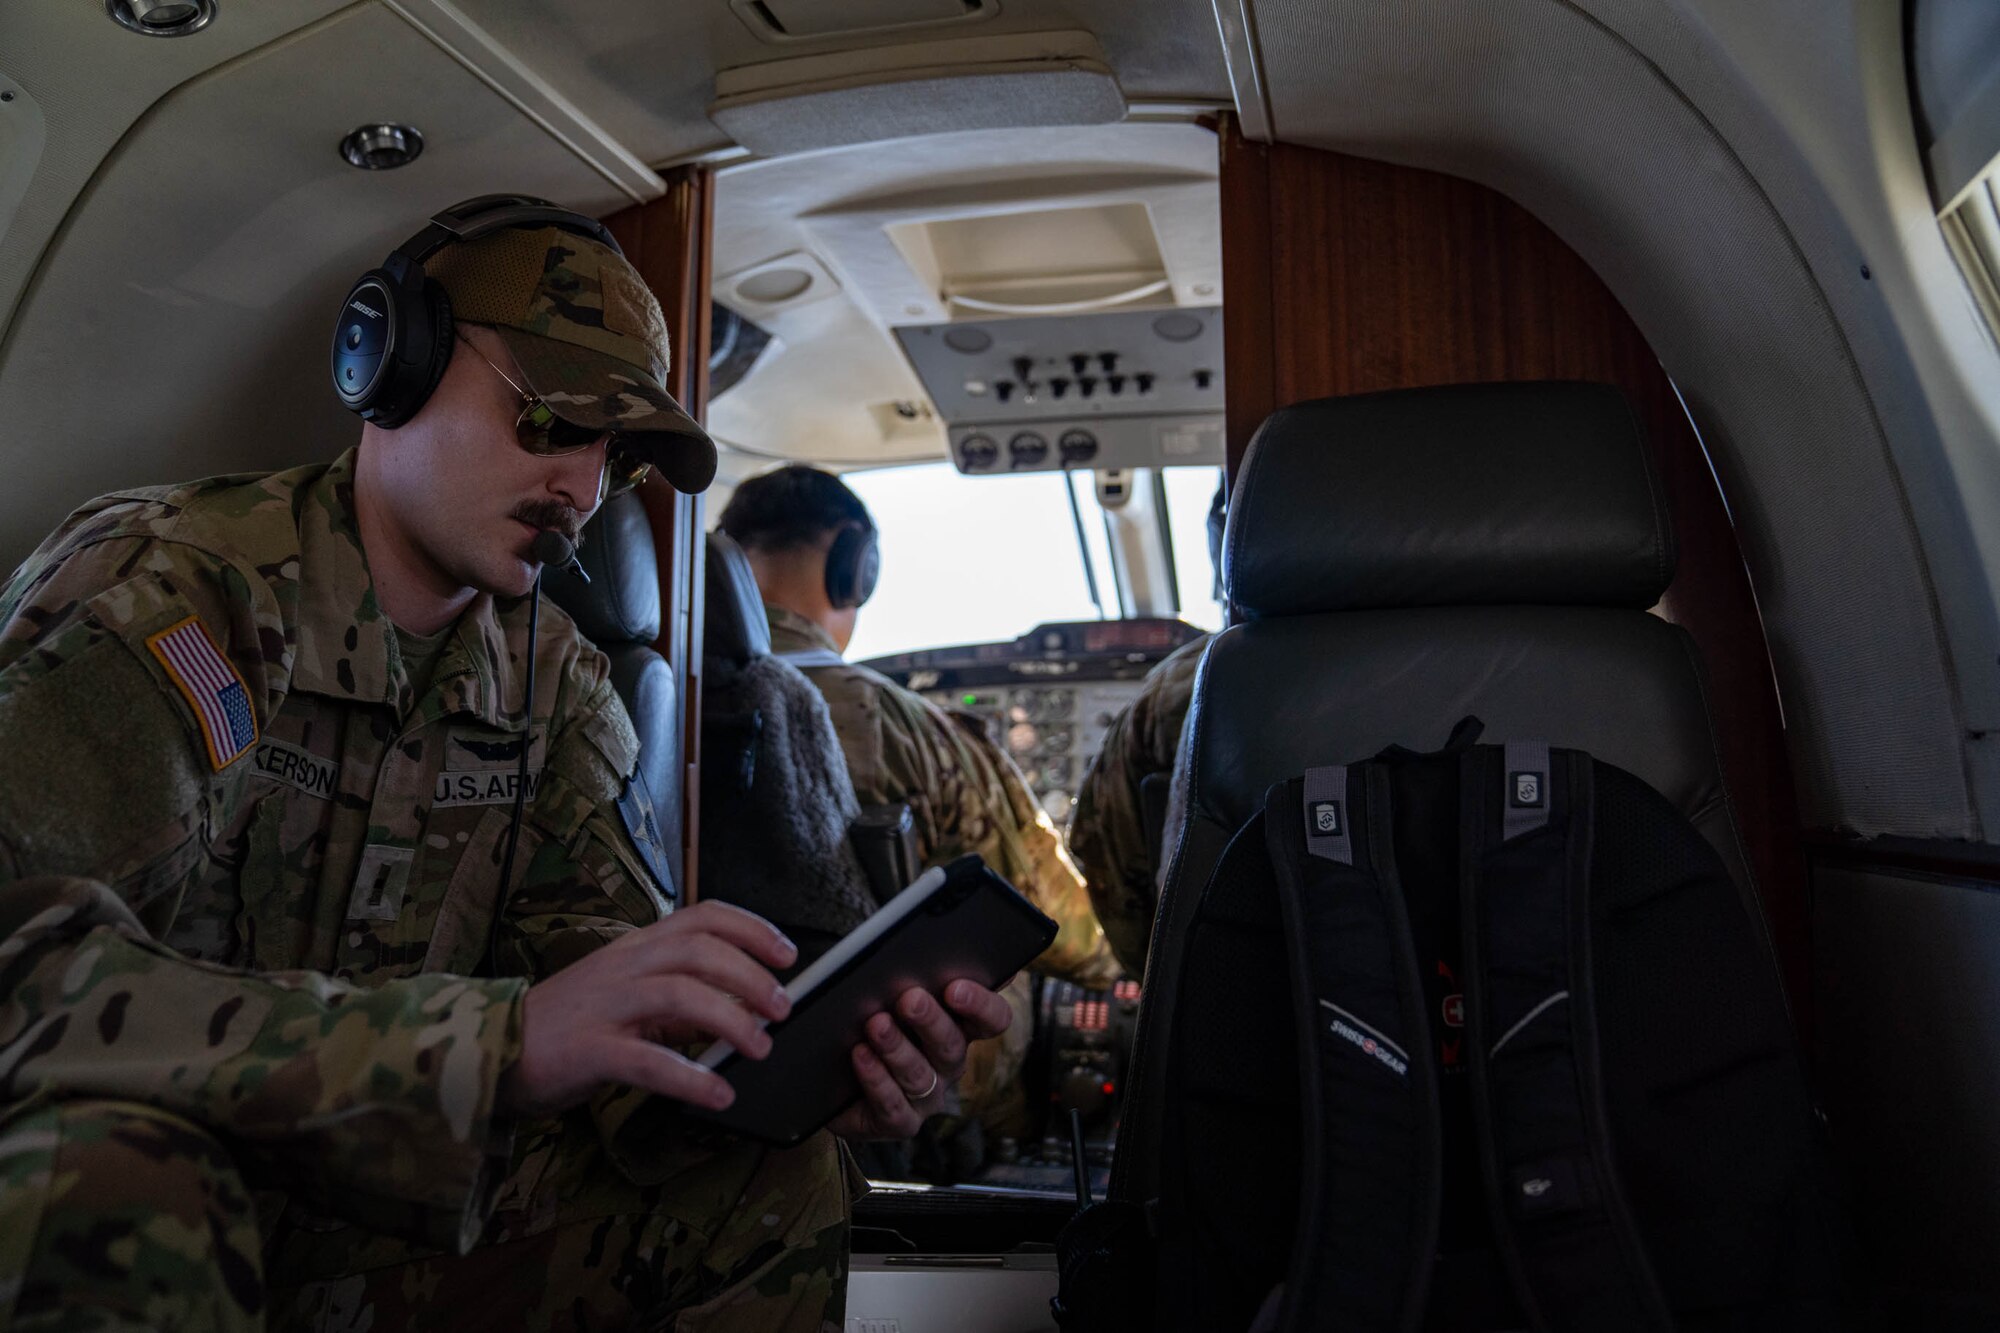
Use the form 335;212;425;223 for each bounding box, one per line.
1102;1082;1116;1095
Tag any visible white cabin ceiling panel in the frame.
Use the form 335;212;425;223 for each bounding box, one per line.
0;1;622;569
1248;0;1989;839
428;0;1229;166
0;0;354;343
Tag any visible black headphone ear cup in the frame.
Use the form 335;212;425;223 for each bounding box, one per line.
368;281;453;429
825;526;878;610
852;531;880;607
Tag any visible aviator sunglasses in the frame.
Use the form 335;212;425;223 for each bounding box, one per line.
455;332;652;497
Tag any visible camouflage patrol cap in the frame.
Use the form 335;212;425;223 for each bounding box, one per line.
425;224;717;493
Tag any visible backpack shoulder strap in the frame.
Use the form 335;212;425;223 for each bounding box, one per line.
1460;742;1673;1331
1265;764;1442;1333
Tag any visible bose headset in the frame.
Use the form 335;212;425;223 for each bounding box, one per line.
330;194;624;428
825;523;881;610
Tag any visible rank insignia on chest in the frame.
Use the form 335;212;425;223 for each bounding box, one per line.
147;615;258;770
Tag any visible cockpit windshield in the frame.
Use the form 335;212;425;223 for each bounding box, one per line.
841;462;1224;662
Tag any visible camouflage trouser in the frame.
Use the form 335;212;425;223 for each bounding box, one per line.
0;1098;857;1332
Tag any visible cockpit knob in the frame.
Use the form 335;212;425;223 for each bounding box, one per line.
1059;1066;1109;1116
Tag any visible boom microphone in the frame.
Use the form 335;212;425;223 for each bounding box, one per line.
528;528;573;566
528;528;589;584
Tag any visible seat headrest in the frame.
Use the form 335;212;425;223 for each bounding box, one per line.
1224;382;1676;618
704;530;771;666
541;490;661;645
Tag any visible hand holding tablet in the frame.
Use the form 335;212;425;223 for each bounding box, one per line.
689;855;1058;1145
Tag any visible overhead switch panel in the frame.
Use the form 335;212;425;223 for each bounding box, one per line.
894;306;1224;476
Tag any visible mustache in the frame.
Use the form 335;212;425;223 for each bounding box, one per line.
511;499;585;547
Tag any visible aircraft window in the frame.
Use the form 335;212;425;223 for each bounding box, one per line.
841;463;1106;661
1162;465;1226;630
1065;468;1118;620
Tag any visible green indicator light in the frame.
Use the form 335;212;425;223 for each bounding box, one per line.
963;693;980;705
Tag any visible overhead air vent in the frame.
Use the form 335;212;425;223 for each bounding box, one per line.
731;0;994;44
716;250;842;317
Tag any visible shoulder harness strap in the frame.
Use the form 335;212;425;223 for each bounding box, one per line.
1460;741;1673;1331
1265;763;1441;1332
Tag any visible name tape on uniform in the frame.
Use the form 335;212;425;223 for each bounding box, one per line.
252;738;339;799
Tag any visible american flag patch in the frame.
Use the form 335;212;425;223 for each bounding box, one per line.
146;615;258;770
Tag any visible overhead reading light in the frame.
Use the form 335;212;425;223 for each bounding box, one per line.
106;0;215;37
341;124;424;171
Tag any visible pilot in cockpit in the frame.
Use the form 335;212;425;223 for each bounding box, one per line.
716;465;1122;1161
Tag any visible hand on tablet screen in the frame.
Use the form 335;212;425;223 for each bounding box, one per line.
829;979;1014;1139
499;902;799;1119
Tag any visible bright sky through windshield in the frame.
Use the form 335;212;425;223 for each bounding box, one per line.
1164;465;1225;631
840;462;1224;662
842;463;1102;662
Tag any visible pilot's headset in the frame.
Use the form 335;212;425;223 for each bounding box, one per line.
825;521;881;611
330;194;623;426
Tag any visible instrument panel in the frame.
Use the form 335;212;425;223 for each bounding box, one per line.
859;617;1206;823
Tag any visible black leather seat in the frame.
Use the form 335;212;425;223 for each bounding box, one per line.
540;489;682;903
1117;380;1762;1203
698;530;876;966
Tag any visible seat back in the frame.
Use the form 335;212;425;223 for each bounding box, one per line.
541;489;680;902
1118;381;1762;1206
697;531;877;965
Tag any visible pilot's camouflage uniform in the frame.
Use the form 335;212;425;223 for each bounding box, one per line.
0;453;854;1332
766;607;1119;1128
1067;634;1208;977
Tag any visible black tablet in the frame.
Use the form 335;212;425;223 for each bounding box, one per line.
687;854;1057;1145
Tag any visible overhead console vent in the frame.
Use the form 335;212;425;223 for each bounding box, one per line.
895;307;1224;475
710;32;1125;157
731;0;996;44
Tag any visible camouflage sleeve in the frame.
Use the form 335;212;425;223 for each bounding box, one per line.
0;537;528;1253
1069;637;1206;976
0;876;526;1254
877;688;1121;992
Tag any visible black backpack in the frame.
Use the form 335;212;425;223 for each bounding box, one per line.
1056;732;1845;1331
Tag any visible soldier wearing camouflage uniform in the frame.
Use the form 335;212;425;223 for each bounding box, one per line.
716;468;1120;1142
1067;635;1205;976
0;206;1010;1331
1067;483;1225;975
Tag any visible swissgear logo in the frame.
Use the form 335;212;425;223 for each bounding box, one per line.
1328;1017;1409;1076
1509;770;1544;808
1442;994;1465;1028
1311;800;1343;835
